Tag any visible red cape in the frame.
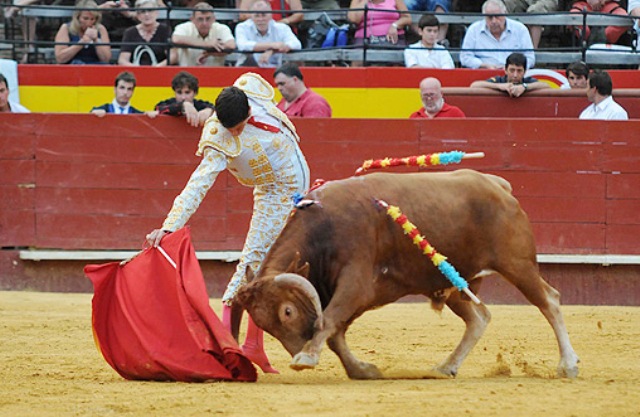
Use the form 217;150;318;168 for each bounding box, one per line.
84;227;257;382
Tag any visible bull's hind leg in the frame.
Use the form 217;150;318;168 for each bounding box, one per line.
434;291;492;377
499;260;580;378
327;328;383;380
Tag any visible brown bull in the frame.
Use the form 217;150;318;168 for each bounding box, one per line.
235;169;580;380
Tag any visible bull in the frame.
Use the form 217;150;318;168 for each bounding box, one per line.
235;169;580;379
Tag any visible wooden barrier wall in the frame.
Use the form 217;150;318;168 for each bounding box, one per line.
2;114;638;254
2;114;639;303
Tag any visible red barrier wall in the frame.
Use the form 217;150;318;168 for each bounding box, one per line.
2;114;638;254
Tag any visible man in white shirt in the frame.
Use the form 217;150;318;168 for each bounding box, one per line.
171;2;236;67
404;15;455;69
579;70;629;120
234;0;302;68
460;0;535;69
0;73;29;113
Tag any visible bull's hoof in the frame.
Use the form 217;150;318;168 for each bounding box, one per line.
290;352;318;371
557;355;580;379
557;365;579;379
432;365;457;378
347;362;383;380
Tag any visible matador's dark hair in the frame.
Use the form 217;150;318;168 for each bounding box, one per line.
215;86;250;128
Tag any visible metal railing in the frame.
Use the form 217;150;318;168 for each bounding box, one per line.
2;4;638;66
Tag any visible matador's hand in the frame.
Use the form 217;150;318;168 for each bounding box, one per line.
146;229;169;248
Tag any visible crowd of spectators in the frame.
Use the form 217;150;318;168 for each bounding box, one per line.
2;0;638;67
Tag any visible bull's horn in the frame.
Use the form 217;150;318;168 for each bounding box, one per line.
274;273;323;326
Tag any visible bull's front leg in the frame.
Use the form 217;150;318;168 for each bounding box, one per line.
289;322;334;371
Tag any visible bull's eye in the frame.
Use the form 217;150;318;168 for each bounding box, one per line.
279;303;295;323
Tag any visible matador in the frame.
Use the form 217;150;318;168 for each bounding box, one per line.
146;72;310;373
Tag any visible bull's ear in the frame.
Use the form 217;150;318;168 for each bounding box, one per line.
285;252;302;273
296;262;310;278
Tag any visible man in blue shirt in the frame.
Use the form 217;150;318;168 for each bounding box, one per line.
470;52;549;97
460;0;535;69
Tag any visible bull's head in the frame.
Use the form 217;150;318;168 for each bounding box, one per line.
236;269;323;358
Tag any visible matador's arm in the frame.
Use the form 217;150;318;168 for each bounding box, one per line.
162;147;227;231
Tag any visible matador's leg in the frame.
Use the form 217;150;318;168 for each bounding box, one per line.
222;184;299;373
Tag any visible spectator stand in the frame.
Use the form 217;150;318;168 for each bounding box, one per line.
1;4;639;66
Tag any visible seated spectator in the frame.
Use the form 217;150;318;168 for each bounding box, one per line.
118;0;172;66
54;0;112;65
4;0;76;63
96;0;138;43
0;73;30;113
91;71;143;116
234;0;301;68
470;52;549;97
502;0;557;48
238;0;304;28
630;0;640;34
274;62;332;117
348;0;412;47
569;0;630;45
171;2;236;66
410;77;464;118
460;0;535;69
630;0;640;64
146;71;215;127
579;69;628;120
562;61;590;89
404;0;450;43
404;14;454;68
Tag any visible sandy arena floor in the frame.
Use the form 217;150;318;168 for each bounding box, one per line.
1;291;638;417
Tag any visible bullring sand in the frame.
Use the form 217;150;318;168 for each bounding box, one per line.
1;291;638;416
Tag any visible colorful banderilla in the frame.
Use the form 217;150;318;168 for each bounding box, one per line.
355;151;485;175
376;199;481;305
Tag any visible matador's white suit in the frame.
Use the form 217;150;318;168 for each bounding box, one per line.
161;73;310;306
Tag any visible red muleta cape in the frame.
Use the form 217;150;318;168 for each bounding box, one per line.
84;227;257;382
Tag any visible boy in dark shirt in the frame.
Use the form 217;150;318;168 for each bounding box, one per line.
147;71;215;127
470;52;549;98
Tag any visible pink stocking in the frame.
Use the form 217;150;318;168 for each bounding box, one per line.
221;303;232;332
242;315;279;374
